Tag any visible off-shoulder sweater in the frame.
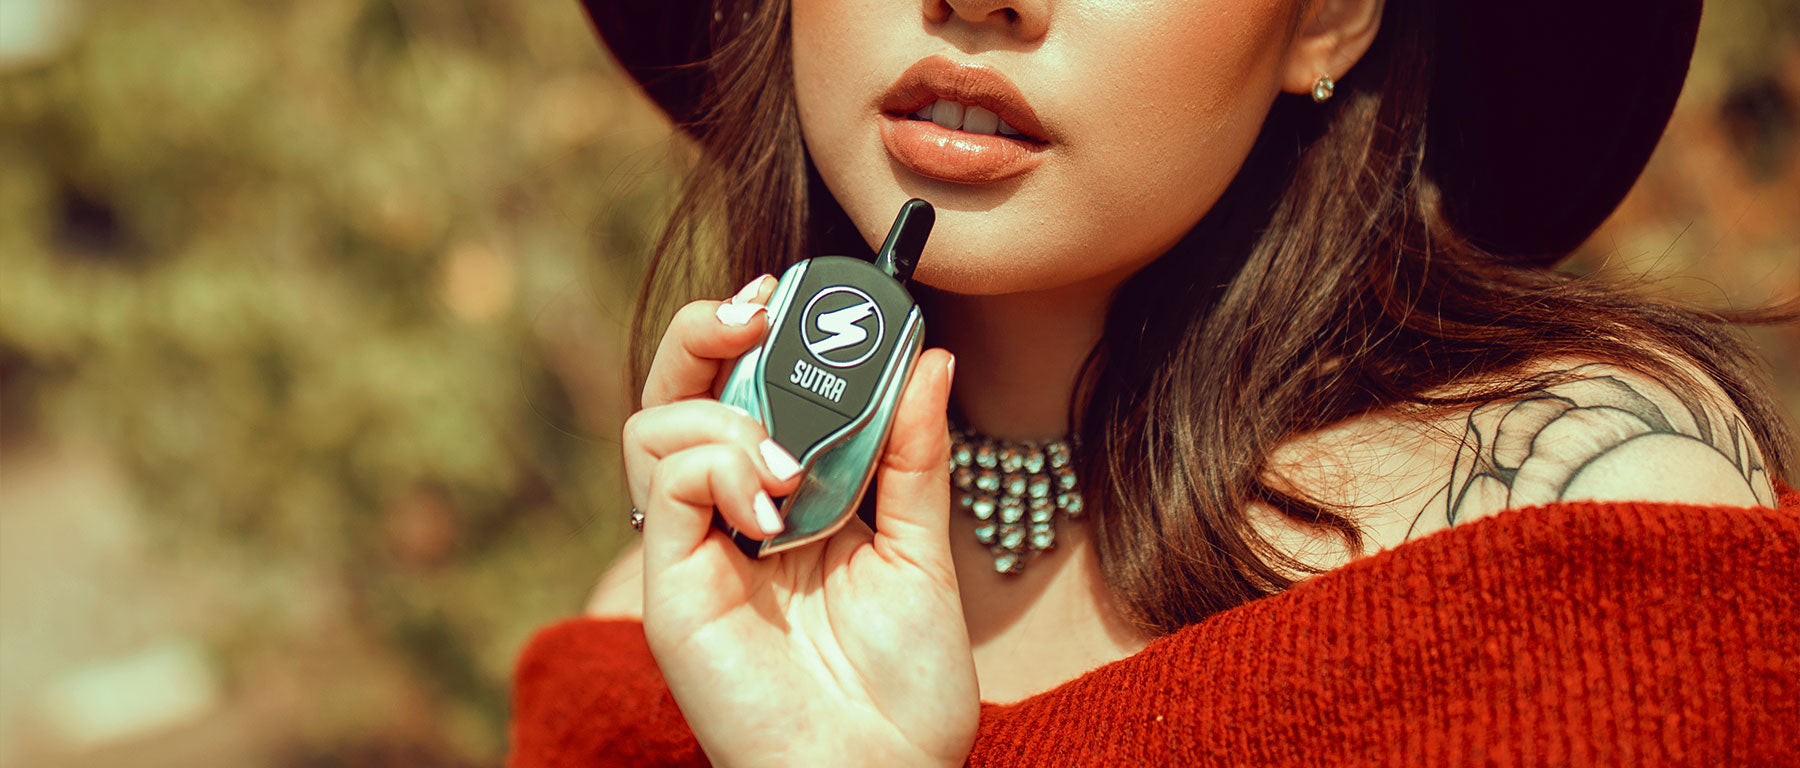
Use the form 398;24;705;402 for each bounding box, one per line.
507;489;1800;767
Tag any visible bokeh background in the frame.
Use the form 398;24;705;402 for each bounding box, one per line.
0;1;1795;765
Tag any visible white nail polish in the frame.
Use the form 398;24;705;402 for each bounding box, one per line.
721;402;751;418
759;438;802;481
730;274;771;305
715;302;765;327
753;491;783;535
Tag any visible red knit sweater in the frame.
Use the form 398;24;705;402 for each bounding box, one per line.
507;489;1800;767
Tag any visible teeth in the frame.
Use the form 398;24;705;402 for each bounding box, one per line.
962;105;999;135
907;99;1027;138
930;100;964;129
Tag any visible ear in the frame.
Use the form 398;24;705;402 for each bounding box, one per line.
1280;0;1385;97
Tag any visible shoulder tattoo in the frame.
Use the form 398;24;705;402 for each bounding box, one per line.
1410;363;1777;537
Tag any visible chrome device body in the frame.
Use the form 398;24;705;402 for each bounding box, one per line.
712;199;935;558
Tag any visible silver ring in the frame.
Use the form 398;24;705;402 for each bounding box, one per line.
629;506;644;532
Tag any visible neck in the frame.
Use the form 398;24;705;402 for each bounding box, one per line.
922;266;1134;441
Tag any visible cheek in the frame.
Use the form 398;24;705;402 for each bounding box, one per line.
791;0;886;191
1053;3;1294;258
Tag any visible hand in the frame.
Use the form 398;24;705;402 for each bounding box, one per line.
622;275;979;768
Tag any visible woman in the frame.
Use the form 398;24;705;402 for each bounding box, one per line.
511;0;1799;765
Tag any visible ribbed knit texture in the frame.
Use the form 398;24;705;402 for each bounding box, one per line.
508;489;1800;767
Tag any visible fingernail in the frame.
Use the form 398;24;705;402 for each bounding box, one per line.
721;402;751;418
730;274;772;305
715;302;765;327
753;490;783;536
945;354;955;387
759;438;802;481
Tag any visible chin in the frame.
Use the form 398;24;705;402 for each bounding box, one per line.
828;179;1144;296
839;203;1039;295
910;258;1027;296
883;222;1019;293
905;246;1094;297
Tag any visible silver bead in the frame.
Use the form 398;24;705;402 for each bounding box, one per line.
974;470;1000;493
974;443;997;469
952;443;973;468
957;492;975;511
1046;441;1070;469
1027;475;1051;499
999;497;1024;524
1023;448;1045;474
952;467;974;491
975;521;997;545
1029;522;1055;550
1002;473;1027;497
1000;523;1025;550
972;495;996;520
993;551;1020;573
1029;498;1053;523
998;447;1023;473
1056;467;1077;491
1057;491;1084;517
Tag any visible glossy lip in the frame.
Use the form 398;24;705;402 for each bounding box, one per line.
877;54;1052;143
876;55;1052;185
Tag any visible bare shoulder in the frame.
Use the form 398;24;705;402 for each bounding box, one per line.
584;539;645;619
1264;355;1780;560
1421;357;1778;521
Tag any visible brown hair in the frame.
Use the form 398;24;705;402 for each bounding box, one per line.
627;0;1797;635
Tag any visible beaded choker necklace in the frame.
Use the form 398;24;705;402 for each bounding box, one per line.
948;418;1085;574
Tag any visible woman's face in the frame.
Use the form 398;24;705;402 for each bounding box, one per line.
791;0;1312;295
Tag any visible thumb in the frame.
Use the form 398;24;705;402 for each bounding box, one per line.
870;348;955;575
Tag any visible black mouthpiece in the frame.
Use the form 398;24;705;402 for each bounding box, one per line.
873;198;934;283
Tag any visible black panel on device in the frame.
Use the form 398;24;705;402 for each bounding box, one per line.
760;255;917;462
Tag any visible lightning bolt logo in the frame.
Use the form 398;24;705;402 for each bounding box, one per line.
809;300;875;355
800;286;885;368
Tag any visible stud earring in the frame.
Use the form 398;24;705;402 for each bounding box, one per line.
1312;74;1335;103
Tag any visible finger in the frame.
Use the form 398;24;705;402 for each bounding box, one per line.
642;444;785;570
621;400;804;509
709;275;781;398
642;274;775;409
870;349;956;579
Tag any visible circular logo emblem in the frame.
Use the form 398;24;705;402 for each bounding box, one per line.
800;286;885;369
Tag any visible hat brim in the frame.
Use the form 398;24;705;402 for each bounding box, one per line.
1427;0;1701;261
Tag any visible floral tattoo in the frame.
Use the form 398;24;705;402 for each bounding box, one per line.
1411;364;1775;537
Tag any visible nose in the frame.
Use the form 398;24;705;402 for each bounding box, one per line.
925;0;1049;43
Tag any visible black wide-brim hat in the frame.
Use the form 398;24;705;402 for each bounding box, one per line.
577;1;1702;264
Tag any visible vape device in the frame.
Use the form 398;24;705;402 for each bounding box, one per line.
713;198;935;558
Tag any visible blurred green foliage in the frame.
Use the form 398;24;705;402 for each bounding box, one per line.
1;1;684;763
